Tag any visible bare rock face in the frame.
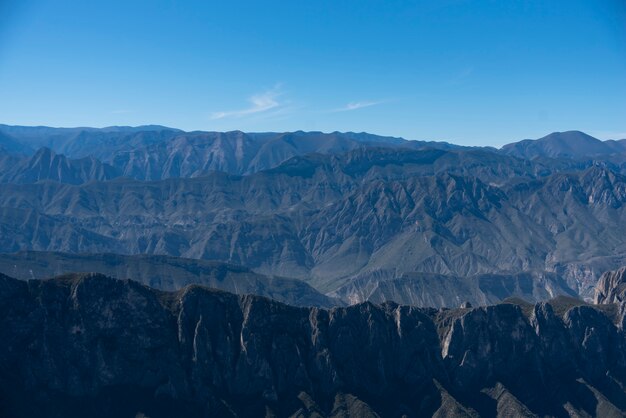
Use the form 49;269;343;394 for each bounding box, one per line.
1;273;626;417
594;266;626;304
2;130;626;297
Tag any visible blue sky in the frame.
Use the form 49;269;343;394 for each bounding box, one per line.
0;0;624;146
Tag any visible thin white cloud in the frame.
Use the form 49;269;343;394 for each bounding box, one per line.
211;86;283;120
446;66;474;86
333;100;383;112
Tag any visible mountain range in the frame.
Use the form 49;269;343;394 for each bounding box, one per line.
3;124;626;417
0;251;580;309
1;125;626;304
1;271;625;417
0;251;338;308
502;131;626;160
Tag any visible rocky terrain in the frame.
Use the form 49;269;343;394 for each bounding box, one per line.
0;251;584;309
0;148;624;297
1;272;625;417
1;125;626;302
595;266;626;304
330;270;578;307
0;125;458;179
0;147;119;185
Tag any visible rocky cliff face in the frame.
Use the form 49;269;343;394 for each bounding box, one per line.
595;266;626;304
1;273;625;417
0;147;120;184
1;153;625;296
2;126;626;297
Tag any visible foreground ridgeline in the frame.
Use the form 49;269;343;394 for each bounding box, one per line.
1;273;625;418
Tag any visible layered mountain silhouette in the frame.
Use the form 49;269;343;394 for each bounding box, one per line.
1;125;626;302
0;251;338;308
0;125;462;178
0;153;624;297
2;125;626;417
0;251;583;308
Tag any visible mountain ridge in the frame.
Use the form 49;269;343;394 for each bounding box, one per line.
501;130;626;160
0;156;625;296
0;250;589;309
2;125;626;301
1;272;625;417
0;250;338;308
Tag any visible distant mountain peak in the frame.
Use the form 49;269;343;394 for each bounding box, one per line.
539;130;602;143
501;130;626;159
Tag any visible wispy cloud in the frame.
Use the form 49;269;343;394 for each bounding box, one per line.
332;100;383;112
446;66;474;86
210;85;284;120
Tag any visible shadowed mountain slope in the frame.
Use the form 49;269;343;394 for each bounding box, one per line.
0;251;584;309
0;273;625;417
0;251;337;308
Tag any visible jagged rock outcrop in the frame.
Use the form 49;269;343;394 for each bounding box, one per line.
1;157;625;296
3;126;626;298
0;124;182;159
594;266;626;304
1;273;625;417
1;126;626;297
0;147;120;184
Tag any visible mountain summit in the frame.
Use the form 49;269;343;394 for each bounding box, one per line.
501;130;626;159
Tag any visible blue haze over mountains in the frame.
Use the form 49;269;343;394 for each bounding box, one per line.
4;124;626;416
1;124;626;303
